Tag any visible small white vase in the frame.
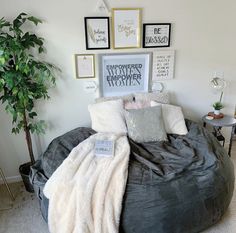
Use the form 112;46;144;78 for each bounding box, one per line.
214;109;220;115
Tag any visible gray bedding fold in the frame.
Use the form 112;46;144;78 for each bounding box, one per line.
30;120;234;233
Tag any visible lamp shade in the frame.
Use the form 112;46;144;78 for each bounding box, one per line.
210;77;226;93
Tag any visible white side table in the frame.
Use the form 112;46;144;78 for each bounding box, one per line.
202;115;236;157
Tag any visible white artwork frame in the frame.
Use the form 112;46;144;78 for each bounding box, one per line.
152;50;175;81
112;8;141;49
75;54;95;79
99;53;152;97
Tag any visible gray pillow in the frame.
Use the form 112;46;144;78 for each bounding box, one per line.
124;106;167;143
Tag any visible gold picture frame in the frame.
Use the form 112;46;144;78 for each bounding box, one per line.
112;8;142;49
74;54;95;79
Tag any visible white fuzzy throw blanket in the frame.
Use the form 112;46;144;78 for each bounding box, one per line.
44;133;130;233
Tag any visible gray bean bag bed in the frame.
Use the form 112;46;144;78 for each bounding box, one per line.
30;120;234;233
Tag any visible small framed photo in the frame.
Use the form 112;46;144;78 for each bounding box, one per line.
112;8;141;49
143;23;171;48
75;54;95;79
84;17;110;50
99;53;152;97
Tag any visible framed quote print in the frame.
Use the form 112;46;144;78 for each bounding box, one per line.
84;17;110;50
143;23;171;48
98;53;152;97
152;50;175;81
112;8;141;49
75;54;95;79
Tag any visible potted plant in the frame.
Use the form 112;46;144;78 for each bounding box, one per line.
0;13;58;192
213;101;224;115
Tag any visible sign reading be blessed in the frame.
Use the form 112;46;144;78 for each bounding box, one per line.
143;23;171;48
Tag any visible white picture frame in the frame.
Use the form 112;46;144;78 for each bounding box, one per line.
152;50;175;81
112;8;141;49
75;54;95;79
99;53;152;97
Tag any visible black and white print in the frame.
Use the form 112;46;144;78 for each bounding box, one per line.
143;23;171;48
84;17;110;50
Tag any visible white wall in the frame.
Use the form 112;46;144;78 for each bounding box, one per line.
0;0;236;179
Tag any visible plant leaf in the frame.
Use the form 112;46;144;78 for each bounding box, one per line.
27;16;42;25
29;112;37;118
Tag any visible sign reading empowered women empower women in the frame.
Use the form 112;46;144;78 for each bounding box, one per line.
100;54;150;96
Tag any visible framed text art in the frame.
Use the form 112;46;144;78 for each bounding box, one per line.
84;17;110;50
75;54;95;79
152;50;175;81
143;23;171;48
112;8;141;49
99;53;152;97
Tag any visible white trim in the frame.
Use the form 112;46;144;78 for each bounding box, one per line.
0;175;22;184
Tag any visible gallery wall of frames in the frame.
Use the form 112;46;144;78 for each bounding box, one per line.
74;7;175;96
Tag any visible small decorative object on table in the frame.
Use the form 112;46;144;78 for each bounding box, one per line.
210;77;226;115
212;101;224;116
208;111;224;119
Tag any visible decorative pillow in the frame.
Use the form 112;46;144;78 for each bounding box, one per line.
134;91;170;104
124;100;149;110
88;99;127;134
150;101;188;135
95;94;134;103
124;106;167;143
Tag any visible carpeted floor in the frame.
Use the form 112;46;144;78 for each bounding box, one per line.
0;142;235;233
0;182;49;233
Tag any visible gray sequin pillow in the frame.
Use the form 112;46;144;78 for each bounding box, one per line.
124;106;167;143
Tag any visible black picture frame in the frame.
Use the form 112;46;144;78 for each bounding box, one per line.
143;23;171;48
84;17;110;50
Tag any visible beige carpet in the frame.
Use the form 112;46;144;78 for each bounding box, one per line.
0;142;235;233
0;182;49;233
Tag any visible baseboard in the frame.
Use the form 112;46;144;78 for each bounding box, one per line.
0;175;22;184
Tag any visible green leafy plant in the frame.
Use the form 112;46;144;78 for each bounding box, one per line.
0;13;59;164
213;101;224;110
